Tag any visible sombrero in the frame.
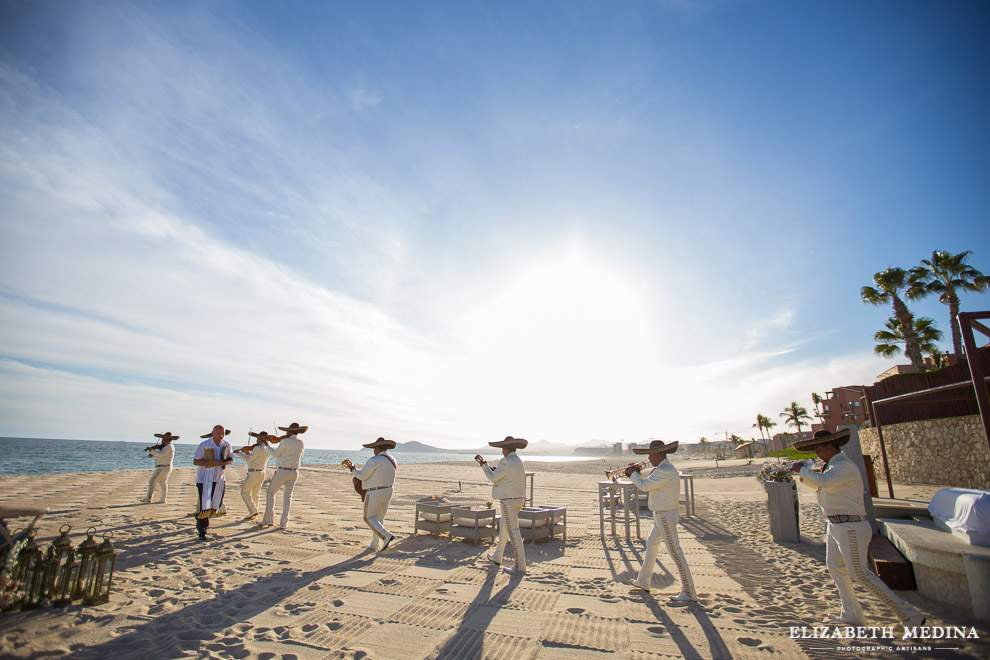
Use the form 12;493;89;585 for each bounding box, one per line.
489;436;528;450
632;440;679;455
248;431;273;439
363;437;397;450
154;432;179;441
792;428;850;452
278;422;308;434
200;428;233;438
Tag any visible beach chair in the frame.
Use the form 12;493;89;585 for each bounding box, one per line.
414;501;452;538
0;506;49;564
536;505;567;543
449;506;499;545
517;507;551;543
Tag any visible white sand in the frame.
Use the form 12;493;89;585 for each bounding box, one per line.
0;458;987;659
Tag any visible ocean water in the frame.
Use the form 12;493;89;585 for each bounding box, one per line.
0;437;598;477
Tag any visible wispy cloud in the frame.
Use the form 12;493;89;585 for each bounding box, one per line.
3;2;987;447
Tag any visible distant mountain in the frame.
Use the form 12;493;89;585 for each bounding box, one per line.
392;440;471;454
391;438;615;455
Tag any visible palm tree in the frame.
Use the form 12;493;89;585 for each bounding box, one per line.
909;250;990;360
780;402;813;443
698;436;709;459
874;316;943;363
762;416;777;449
752;414;772;456
811;392;825;423
861;268;925;369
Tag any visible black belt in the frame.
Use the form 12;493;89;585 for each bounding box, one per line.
248;468;264;472
828;514;865;523
277;467;298;471
366;486;392;492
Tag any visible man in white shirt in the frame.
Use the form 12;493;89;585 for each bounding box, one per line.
790;429;925;636
626;440;697;601
140;431;176;504
235;431;274;519
193;425;233;540
260;422;306;529
476;436;528;575
348;437;397;552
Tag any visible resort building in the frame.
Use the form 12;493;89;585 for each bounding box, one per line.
819;385;868;431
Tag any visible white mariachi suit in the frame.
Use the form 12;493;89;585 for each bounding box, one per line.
630;460;697;597
482;452;526;572
237;447;270;516
354;453;397;550
144;443;174;503
262;435;305;528
798;453;922;625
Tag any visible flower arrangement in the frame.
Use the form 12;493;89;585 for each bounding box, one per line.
485;500;493;510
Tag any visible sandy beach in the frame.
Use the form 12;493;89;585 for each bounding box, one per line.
1;458;988;659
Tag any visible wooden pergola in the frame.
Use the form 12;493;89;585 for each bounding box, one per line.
864;311;990;498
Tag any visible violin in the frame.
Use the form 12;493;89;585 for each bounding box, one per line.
146;433;178;453
235;431;282;455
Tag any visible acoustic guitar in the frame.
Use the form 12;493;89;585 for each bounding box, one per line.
341;459;366;501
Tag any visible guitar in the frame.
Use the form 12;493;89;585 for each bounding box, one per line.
341;459;366;501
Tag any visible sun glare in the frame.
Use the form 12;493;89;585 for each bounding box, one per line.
448;249;662;440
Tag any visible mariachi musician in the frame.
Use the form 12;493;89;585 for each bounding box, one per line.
476;436;528;575
260;422;307;529
347;438;397;552
140;431;177;504
235;431;279;519
789;429;925;635
626;439;698;602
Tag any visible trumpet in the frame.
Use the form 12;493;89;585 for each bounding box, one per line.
604;462;647;480
758;459;812;483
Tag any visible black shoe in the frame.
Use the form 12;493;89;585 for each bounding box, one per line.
198;534;207;541
382;534;394;551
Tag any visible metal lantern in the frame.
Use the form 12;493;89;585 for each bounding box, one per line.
83;531;116;606
73;527;99;600
13;530;43;607
52;547;78;607
22;545;53;609
46;525;74;598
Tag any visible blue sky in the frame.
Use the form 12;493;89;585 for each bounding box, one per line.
1;1;988;448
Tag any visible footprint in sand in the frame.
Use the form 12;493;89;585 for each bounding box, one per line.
332;599;344;607
738;637;762;647
327;622;343;631
147;589;166;598
723;606;742;613
567;608;585;614
302;624;319;633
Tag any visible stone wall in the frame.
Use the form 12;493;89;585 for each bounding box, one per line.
859;416;990;488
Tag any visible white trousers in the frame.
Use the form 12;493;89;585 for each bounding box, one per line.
638;509;696;596
262;468;298;527
363;488;393;548
145;466;171;502
240;469;266;515
493;498;526;571
826;521;920;623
